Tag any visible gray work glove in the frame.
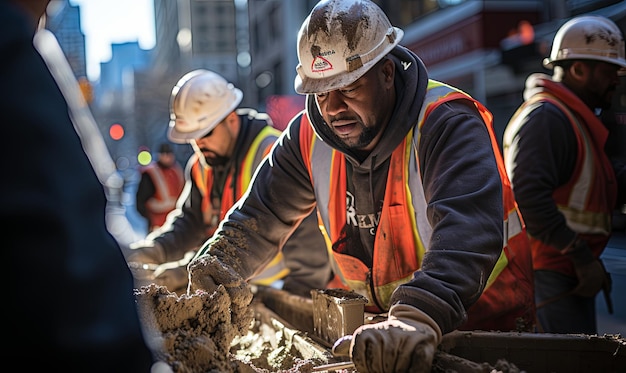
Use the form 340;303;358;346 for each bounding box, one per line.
332;304;442;373
126;241;167;285
566;239;612;298
126;240;167;265
147;251;197;293
148;266;188;294
127;241;192;293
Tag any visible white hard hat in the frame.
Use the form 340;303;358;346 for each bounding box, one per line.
294;0;403;94
168;69;243;143
543;15;626;70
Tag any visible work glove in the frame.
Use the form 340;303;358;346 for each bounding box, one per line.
332;303;442;373
146;251;197;293
566;239;612;299
187;255;254;335
126;240;167;265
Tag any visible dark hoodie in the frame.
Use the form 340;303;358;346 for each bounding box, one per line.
201;45;504;334
304;46;427;265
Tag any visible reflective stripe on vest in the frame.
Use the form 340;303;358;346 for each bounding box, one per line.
191;126;288;285
504;93;612;235
144;163;184;228
191;126;281;229
145;165;181;213
302;79;523;311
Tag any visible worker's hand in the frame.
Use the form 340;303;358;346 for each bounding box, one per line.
187;255;220;295
572;259;611;298
187;255;252;303
187;255;254;335
151;266;188;294
566;239;611;298
332;304;442;373
147;251;196;293
126;240;167;265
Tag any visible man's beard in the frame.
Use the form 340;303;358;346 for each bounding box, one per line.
330;120;384;152
204;154;229;167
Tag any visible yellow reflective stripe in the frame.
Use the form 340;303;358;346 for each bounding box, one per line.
485;249;508;289
376;274;414;310
344;274;414;310
249;251;290;286
344;279;372;305
245;126;284;286
241;126;281;192
404;128;427;261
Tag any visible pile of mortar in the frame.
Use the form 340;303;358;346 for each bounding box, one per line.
134;283;321;372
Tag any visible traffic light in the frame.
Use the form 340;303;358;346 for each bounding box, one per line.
137;146;152;166
109;123;125;140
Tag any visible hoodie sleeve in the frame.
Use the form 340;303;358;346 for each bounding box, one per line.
194;115;318;281
390;99;505;333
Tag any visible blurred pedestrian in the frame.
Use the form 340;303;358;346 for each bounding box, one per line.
136;142;184;232
3;0;154;370
503;15;626;334
185;1;535;372
126;69;331;296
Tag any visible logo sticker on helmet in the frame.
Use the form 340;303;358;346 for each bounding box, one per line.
311;56;333;73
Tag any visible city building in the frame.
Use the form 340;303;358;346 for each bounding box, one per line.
45;0;87;80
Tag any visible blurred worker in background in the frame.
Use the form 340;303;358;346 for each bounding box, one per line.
503;15;626;334
3;0;154;370
125;69;331;296
136;142;184;232
186;1;535;372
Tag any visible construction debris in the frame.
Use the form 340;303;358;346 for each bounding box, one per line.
135;284;626;372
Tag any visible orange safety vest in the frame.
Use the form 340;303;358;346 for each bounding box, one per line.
191;125;288;285
503;92;617;276
143;162;184;229
301;80;535;331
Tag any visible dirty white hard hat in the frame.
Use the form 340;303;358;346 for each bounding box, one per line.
294;0;403;94
543;15;626;70
168;69;243;143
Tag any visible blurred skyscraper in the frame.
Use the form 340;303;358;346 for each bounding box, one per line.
45;0;87;80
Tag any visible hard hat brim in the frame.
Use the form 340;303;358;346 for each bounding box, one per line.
167;88;243;143
543;55;626;69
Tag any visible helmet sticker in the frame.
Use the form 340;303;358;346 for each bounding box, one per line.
311;55;333;73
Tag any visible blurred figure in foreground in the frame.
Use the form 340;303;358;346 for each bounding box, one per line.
186;1;534;372
3;0;154;370
136;143;184;232
126;69;330;296
503;15;626;334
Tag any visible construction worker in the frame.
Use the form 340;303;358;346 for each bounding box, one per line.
136;142;185;232
503;15;626;334
126;69;330;296
186;1;534;372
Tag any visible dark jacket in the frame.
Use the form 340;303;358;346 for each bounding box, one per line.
3;2;153;370
149;112;331;295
